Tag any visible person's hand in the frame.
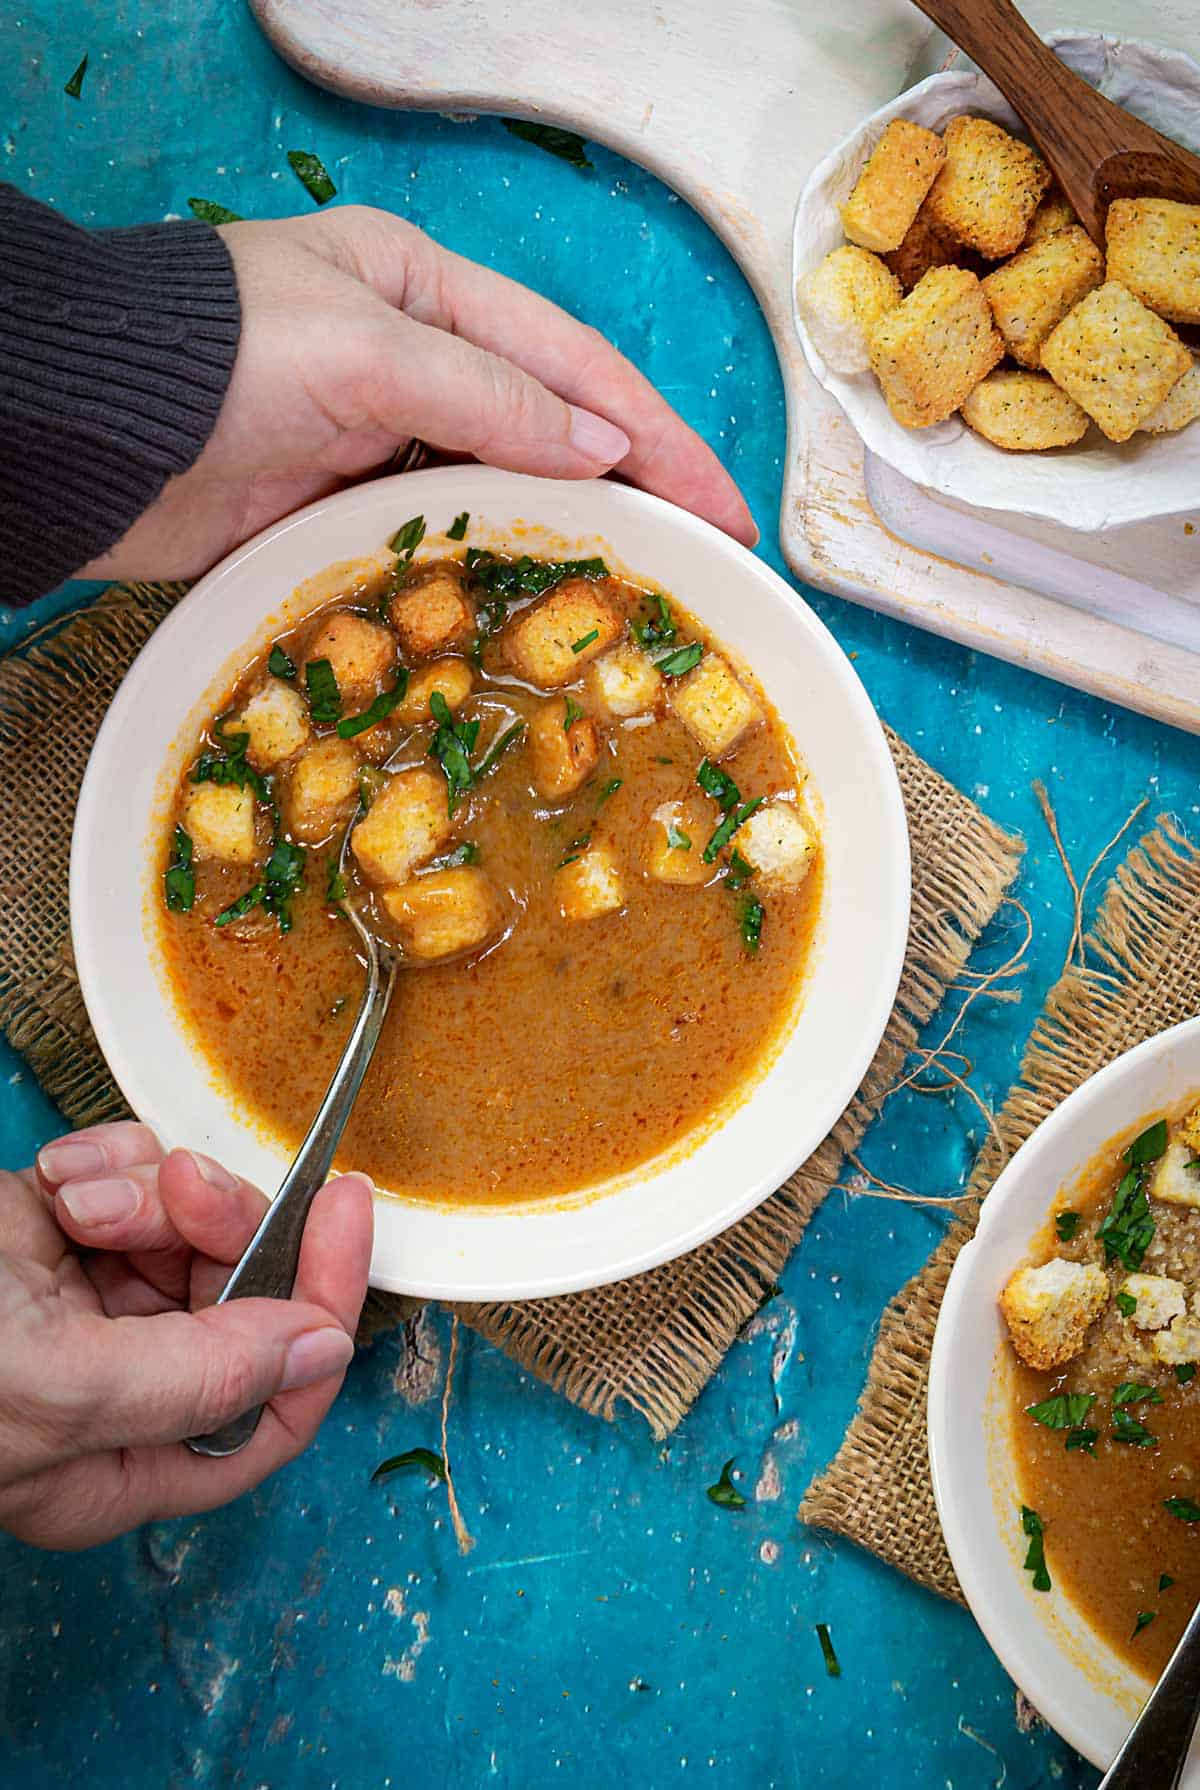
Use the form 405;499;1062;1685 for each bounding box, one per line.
0;1121;372;1550
83;207;756;581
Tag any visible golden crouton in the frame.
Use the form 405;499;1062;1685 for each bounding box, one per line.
1177;1102;1200;1158
586;641;663;719
284;737;361;845
527;697;602;801
303;613;396;707
183;782;258;865
1150;1139;1200;1210
668;653;762;759
396;658;474;727
1106;197;1200;326
1000;1258;1110;1370
645;799;715;886
1022;187;1079;247
794;246;902;375
882;197;964;291
381;868;502;961
1154;1314;1200;1367
960;370;1090;450
738;803;817;886
555;844;625;922
1141;356;1200;435
927;115;1051;259
840;119;946;254
1120;1273;1186;1331
869;265;1004;428
1041;282;1192;442
505;579;623;688
350;765;454;886
389;567;476;659
981;225;1103;367
231;681;310;771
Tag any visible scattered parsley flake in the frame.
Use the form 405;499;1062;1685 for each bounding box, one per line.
475;720;525;780
666;822;691;852
338;674;408;740
571;628;600;655
1116;1291;1138;1318
595;778;623;807
501;119;592;168
740;896;764;954
1177;1364;1197;1385
1112;1409;1157;1448
163;825;195;913
1161;1572;1176;1591
389;514;426;561
815;1624;841;1679
1020;1506;1051;1592
268;643;296;680
305;657;342;726
655;641;704;678
563;695;584;733
371;1448;447;1485
1132;1610;1157;1638
428;689;480;815
706;1459;745;1511
188;197;241;224
1055;1210;1081;1242
1065;1428;1098;1455
326;859;347;903
1165;1498;1200;1522
446;511;470;541
1127;1119;1169;1165
1026;1392;1095;1431
428;841;480;870
287;148;337;204
1112;1382;1164;1409
63;54;88;99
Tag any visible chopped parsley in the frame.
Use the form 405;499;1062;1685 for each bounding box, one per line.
268;643;296;680
212;840;307;933
338;674;408;740
188;197;241;224
446;511;470;541
326;859;347;903
358;765;386;810
1112;1382;1164;1409
666;823;692;852
475;720;525;781
305;657;342;726
1065;1428;1098;1455
726;850;753;891
1165;1498;1200;1522
1129;1118;1169;1165
428;841;480;870
1116;1291;1138;1318
163;826;195;913
1097;1166;1156;1272
371;1447;447;1485
1161;1573;1176;1591
464;549;608;598
697;758;739;807
428;689;480;815
1112;1410;1157;1448
63;54;88;99
596;778;623;807
740;896;764;954
563;695;584;733
1026;1392;1095;1431
1132;1611;1157;1638
287;148;337;204
571;628;600;654
655;641;704;678
706;1459;746;1511
815;1624;841;1679
214;885;263;929
557;833;591;869
501;119;592;169
1055;1211;1081;1242
706;798;763;864
389;514;426;563
1177;1364;1197;1385
695;759;763;864
192;718;270;803
1020;1506;1051;1592
631;593;676;652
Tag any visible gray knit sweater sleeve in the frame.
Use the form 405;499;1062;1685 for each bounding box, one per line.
0;185;241;606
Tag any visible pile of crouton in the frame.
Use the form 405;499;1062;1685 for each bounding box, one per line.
796;113;1200;450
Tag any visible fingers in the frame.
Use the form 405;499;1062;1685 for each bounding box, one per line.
313;207;757;545
36;1121;163;1195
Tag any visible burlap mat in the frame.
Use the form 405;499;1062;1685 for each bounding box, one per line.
801;814;1200;1600
0;583;1022;1437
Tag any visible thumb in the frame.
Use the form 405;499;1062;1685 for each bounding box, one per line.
374;310;631;478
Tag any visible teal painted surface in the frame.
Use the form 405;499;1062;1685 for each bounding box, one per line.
4;4;1197;1785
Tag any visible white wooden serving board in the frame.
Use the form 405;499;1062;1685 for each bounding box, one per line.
252;0;1200;730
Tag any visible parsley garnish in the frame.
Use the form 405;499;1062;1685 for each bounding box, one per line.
666;823;691;852
655;641;704;678
1055;1211;1081;1242
706;798;764;864
1161;1573;1176;1591
1165;1498;1200;1522
571;628;600;655
1065;1428;1098;1455
389;514;426;563
697;758;739;807
1116;1291;1138;1318
63;54;88;99
192;718;270;802
706;1459;745;1510
1098;1167;1156;1272
215;884;265;929
261;838;306;935
163;825;195;913
563;695;584;732
338;674;408;740
1112;1410;1157;1448
740;896;764;954
815;1624;841;1679
428;841;480;870
326;859;347;903
726;850;753;891
446;511;470;541
464;549;608;598
501;119;592;169
188;197;241;224
1177;1364;1197;1385
305;658;342;727
1113;1382;1164;1409
1026;1392;1095;1430
1132;1611;1157;1638
358;766;385;810
695;759;763;863
631;594;676;652
287;148;337;204
557;833;591;870
268;644;296;680
1129;1118;1169;1164
428;689;480;815
596;778;623;807
371;1448;447;1485
1020;1506;1051;1592
475;720;525;781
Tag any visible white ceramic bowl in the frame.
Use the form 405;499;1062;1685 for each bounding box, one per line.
929;1017;1200;1776
71;466;909;1300
792;32;1200;531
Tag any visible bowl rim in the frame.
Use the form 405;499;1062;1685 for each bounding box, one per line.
70;466;912;1299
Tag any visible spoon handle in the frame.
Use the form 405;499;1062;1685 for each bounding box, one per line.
1099;1598;1200;1789
185;951;398;1458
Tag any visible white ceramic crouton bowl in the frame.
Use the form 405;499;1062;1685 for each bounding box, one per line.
928;1015;1200;1778
71;466;909;1300
792;32;1200;529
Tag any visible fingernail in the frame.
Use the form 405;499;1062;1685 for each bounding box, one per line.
281;1327;355;1392
568;405;631;466
39;1138;106;1183
188;1151;241;1193
60;1176;140;1227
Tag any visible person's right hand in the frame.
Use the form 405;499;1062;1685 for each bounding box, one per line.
82;206;757;582
0;1122;372;1551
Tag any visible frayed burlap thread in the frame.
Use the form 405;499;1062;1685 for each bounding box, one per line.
0;583;1021;1430
800;816;1200;1601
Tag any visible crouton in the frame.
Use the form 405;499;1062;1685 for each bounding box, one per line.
303;613;396;707
556;844;625;922
381;867;502;961
350;765;454;886
840;119;946;254
586;641;663;719
183;782;258;866
389;566;476;659
869;265;1004;428
1142;356;1200;434
668;652;762;759
1154;1314;1200;1367
1178;1102;1200;1158
1106;197;1200;326
396;658;475;727
645;799;716;886
1000;1258;1110;1370
1041;282;1192;443
960;370;1090;450
737;803;817;886
794;245;902;375
505;579;623;688
1119;1273;1186;1331
882;197;964;290
230;680;311;770
284;737;361;845
1022;188;1079;247
927;115;1051;259
1151;1139;1200;1210
981;226;1103;367
527;697;602;802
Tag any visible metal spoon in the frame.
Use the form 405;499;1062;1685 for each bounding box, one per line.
185;776;402;1459
1098;1600;1200;1789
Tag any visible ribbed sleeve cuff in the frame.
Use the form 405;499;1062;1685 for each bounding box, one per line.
0;185;241;606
